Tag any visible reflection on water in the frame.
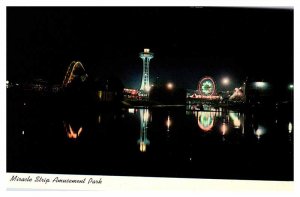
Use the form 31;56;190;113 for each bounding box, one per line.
220;122;228;136
196;111;215;132
254;125;267;140
64;121;83;139
229;112;241;128
288;122;292;133
166;115;171;132
137;108;150;152
193;109;246;138
8;94;293;181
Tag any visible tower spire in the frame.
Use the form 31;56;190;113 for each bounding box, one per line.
139;48;154;92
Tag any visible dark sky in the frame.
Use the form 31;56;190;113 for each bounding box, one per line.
7;7;293;90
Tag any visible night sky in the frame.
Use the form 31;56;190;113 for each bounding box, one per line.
7;7;293;90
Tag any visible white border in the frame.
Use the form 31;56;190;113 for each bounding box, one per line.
1;0;298;196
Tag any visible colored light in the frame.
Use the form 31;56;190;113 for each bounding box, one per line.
197;112;214;132
221;123;228;135
229;112;241;128
167;82;174;90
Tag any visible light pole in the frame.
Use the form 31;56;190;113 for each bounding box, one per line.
221;77;230;101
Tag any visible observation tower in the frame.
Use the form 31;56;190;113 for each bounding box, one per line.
139;48;154;92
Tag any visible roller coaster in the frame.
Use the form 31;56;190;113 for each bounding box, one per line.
62;61;88;88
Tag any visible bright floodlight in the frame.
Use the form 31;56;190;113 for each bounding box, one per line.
222;77;230;85
167;82;174;90
289;84;294;89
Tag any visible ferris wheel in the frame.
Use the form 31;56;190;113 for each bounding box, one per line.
198;76;216;96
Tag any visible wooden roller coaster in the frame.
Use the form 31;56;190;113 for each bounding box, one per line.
62;61;88;88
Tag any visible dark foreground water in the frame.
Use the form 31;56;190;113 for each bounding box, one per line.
7;91;293;181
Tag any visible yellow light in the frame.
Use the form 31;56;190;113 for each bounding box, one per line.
233;119;241;128
140;142;146;152
143;110;149;121
98;91;102;99
166;115;171;130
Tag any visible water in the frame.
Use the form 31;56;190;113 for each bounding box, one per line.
7;92;293;181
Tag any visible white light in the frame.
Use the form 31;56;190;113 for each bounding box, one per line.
128;108;135;114
167;82;174;90
288;122;293;133
145;85;150;92
166;115;171;131
6;80;9;85
22;131;24;135
255;82;267;88
255;125;266;139
222;77;230;85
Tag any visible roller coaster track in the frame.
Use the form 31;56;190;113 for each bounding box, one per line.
62;61;88;88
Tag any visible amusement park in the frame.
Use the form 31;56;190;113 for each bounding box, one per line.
6;7;293;183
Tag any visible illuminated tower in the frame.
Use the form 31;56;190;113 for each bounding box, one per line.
139;48;154;92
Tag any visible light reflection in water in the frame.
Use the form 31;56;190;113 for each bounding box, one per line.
166;115;171;132
137;108;150;152
288;122;293;133
255;125;266;140
220;123;228;136
128;108;135;114
229;112;241;128
196;111;215;132
98;114;101;124
64;122;83;139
